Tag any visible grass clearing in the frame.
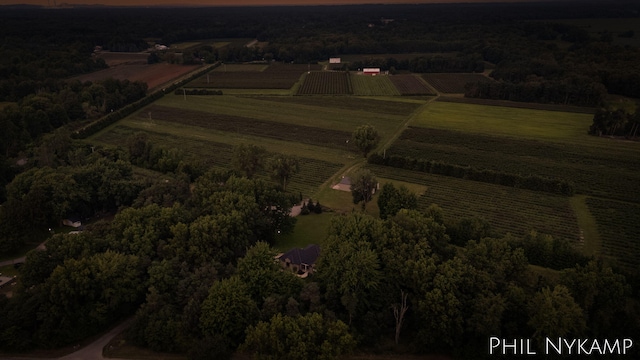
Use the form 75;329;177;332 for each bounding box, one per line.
274;212;335;252
413;101;596;144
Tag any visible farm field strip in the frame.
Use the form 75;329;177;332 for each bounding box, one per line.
437;96;596;114
105;115;355;164
585;197;640;271
250;95;422;116
138;105;356;152
350;74;400;96
366;164;581;243
387;126;640;202
212;64;269;72
389;75;436;95
422;73;493;93
412;101;614;146
297;71;352;95
93;124;343;197
71;63;202;91
187;71;302;89
154;95;408;139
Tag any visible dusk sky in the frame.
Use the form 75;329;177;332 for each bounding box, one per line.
0;0;554;7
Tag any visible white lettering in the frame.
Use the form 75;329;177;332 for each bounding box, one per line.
525;339;537;355
577;338;590;355
564;338;577;354
590;339;602;355
503;338;517;354
546;337;562;354
602;339;620;354
489;337;500;354
624;339;633;354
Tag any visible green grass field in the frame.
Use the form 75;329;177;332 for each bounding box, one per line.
274;212;335;252
412;101;595;144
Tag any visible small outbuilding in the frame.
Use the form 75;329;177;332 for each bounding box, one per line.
363;68;381;76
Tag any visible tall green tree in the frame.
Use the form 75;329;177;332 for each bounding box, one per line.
241;313;355;360
232;143;267;179
351;124;380;158
527;285;586;343
350;169;377;210
267;153;299;191
377;182;418;220
200;276;259;347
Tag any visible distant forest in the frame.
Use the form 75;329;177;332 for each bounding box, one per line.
1;2;640;359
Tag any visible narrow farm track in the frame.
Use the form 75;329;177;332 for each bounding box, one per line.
317;95;439;193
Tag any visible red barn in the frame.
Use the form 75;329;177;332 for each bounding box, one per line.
363;68;381;76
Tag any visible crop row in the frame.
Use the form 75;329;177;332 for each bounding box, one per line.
187;71;302;89
366;164;581;243
250;96;422;116
422;73;493;93
296;72;352;95
585;197;640;272
264;63;323;73
140;105;355;151
389;75;436;95
388;127;640;203
350;74;400;96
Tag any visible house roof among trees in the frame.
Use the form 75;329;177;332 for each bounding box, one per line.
280;244;320;266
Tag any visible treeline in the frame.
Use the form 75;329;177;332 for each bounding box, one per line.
0;170;294;351
589;107;640;137
175;88;223;95
72;64;215;140
464;77;606;107
3;207;636;359
368;153;574;196
345;54;484;73
0;78;147;156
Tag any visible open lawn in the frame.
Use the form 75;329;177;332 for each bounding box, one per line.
412;101;597;144
274;212;335;252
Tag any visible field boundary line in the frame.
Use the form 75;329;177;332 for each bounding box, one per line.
380;95;439;152
315;95;439;195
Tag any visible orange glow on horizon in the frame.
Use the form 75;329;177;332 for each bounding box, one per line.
0;0;541;7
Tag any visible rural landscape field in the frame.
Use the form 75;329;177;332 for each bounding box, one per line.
1;2;639;360
88;63;640;271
